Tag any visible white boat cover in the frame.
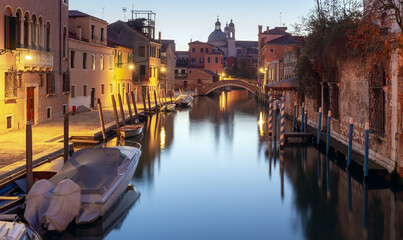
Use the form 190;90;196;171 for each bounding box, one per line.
24;179;55;229
49;148;123;196
42;179;81;232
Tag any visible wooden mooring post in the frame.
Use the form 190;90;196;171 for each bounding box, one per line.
301;103;305;132
326;110;332;153
347;117;354;168
280;96;285;149
26;123;33;193
268;90;273;136
364;122;369;180
142;91;148;116
97;98;106;141
154;90;159;111
126;92;133;122
317;107;322;145
293;102;297;132
64;113;69;163
131;91;139;118
111;95;121;138
117;94;125;126
147;91;152;113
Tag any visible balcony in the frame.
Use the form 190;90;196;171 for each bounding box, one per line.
15;48;53;72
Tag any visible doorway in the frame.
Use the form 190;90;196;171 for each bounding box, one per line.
27;87;35;124
90;88;95;109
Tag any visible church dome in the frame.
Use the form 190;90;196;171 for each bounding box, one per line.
208;18;228;47
229;19;234;27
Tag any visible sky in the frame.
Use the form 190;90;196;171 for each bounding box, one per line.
69;0;316;51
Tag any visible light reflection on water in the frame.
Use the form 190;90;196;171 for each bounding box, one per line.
83;89;402;240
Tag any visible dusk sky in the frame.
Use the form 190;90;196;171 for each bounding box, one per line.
70;0;315;51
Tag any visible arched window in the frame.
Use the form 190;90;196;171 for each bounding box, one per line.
24;12;29;48
31;15;37;49
4;7;16;50
45;22;51;52
38;17;43;50
16;10;22;48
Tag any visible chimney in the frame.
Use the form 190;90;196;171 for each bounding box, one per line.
77;26;82;40
158;32;161;43
266;26;270;32
258;25;262;35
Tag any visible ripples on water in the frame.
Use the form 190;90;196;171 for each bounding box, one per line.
69;90;402;240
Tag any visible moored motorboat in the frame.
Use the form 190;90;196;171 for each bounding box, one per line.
24;144;142;232
175;95;193;107
0;216;42;240
119;123;144;138
161;103;176;112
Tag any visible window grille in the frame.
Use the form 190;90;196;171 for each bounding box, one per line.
46;72;55;94
5;71;17;98
369;66;385;137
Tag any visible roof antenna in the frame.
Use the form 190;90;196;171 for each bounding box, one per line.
280;12;282;27
102;7;105;19
122;7;127;21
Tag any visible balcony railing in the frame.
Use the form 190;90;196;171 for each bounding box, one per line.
15;48;53;71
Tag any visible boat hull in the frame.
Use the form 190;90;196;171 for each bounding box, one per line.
120;124;144;138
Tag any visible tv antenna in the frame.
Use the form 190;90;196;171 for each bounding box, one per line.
280;12;282;27
102;7;105;19
122;7;127;21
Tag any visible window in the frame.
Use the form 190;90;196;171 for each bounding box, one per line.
117;83;121;94
6;115;12;129
83;85;87;97
100;55;104;70
369;65;386;136
200;48;203;53
117;52;122;68
46;72;55;94
46;107;52;119
128;53;133;64
192;48;195;53
109;83;113;93
45;23;51;52
63;105;67;115
139;46;145;57
62;72;70;92
100;28;105;41
200;58;204;63
191;58;196;64
270;48;274;53
207;57;210;63
127;83;130;93
70;51;75;68
5;72;17;98
140;65;146;76
215;57;218;63
206;48;209;53
91;25;95;39
4;16;17;50
92;54;95;70
71;85;75;98
109;55;113;70
83;53;87;69
101;84;105;94
175;69;178;74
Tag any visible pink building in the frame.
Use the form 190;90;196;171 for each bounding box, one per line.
0;0;69;133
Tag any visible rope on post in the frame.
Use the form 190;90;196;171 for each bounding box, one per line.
268;90;273;136
317;107;322;145
280;96;285;149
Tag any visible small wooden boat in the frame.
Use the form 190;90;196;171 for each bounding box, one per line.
175;95;193;107
119;123;144;138
161;103;176;112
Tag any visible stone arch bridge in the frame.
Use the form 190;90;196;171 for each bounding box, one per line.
197;79;256;96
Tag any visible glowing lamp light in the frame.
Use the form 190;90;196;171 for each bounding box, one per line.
129;64;134;69
161;67;166;72
160;127;166;150
258;112;264;137
25;55;32;60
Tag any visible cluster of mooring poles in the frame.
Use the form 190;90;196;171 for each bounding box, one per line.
257;86;373;181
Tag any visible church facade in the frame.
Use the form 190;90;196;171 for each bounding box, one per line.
207;18;258;64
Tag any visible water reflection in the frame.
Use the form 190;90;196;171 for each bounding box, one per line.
99;89;402;240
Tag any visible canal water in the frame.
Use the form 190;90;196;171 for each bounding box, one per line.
71;89;402;240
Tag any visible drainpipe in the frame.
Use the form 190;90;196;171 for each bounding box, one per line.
391;50;398;172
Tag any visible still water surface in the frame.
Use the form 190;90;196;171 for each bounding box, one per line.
83;90;401;240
